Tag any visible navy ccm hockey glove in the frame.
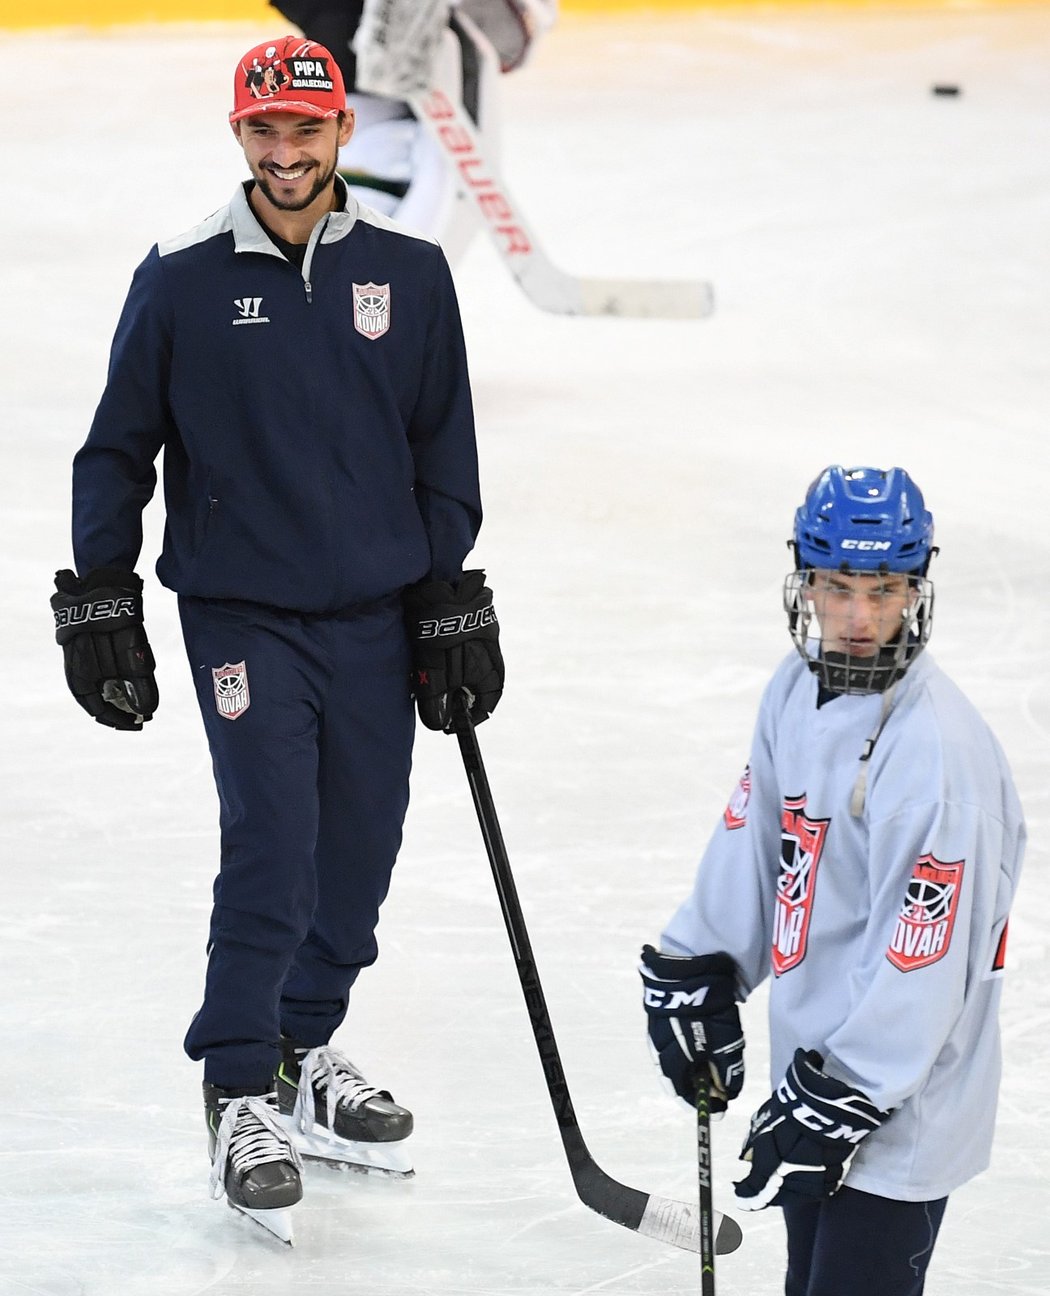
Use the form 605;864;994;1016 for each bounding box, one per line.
51;567;159;730
639;945;745;1116
403;569;504;732
735;1048;889;1211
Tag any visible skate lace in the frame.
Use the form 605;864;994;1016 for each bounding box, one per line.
208;1093;303;1201
292;1045;384;1139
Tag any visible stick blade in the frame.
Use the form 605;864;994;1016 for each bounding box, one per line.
568;1157;742;1257
577;277;715;320
638;1192;743;1256
518;262;715;319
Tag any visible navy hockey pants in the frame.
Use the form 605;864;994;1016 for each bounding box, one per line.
178;594;414;1089
782;1187;948;1296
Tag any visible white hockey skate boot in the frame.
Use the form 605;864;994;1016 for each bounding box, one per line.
204;1083;303;1243
275;1037;414;1176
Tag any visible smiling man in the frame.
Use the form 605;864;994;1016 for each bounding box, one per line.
639;466;1025;1295
52;35;504;1241
230;38;356;242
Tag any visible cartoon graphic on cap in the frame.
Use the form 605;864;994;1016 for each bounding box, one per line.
230;36;347;125
245;47;290;103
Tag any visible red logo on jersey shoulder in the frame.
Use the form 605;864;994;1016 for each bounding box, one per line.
771;794;829;976
990;920;1009;975
887;854;965;972
723;764;751;830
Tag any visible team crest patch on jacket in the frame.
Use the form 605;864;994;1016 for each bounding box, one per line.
723;764;751;830
887;855;965;972
212;661;251;720
353;282;391;339
772;794;829;976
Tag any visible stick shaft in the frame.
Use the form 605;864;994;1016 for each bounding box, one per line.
696;1073;717;1295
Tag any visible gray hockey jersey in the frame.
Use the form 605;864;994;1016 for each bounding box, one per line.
662;650;1025;1201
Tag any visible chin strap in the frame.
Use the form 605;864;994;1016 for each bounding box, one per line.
850;682;898;818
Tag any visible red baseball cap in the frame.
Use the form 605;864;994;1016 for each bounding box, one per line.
230;36;346;124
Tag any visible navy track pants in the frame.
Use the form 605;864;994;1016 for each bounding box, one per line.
178;594;414;1088
782;1186;948;1296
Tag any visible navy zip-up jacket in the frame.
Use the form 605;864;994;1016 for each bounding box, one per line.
72;179;481;613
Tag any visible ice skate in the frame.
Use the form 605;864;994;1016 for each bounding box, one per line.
276;1038;415;1177
205;1083;304;1244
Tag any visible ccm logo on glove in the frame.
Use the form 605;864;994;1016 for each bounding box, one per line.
643;984;716;1012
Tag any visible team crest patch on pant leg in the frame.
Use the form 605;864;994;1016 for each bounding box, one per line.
772;794;829;976
353;282;391;339
887;855;965;972
212;661;251;720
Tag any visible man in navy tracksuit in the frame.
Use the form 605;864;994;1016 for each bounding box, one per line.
51;35;503;1231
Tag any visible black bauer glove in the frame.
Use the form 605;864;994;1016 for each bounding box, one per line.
639;945;745;1116
403;569;504;732
51;567;159;731
734;1048;889;1211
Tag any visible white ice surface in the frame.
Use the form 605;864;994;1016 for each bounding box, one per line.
2;8;1050;1294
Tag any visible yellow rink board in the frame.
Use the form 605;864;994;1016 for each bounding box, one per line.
3;0;1046;32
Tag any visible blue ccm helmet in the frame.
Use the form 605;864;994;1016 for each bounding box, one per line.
793;465;935;574
785;466;936;694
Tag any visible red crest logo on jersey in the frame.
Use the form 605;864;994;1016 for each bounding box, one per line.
723;764;751;831
887;855;965;973
772;795;829;976
212;661;251;720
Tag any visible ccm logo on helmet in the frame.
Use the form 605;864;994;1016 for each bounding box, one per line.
840;539;892;551
54;596;137;628
417;606;497;639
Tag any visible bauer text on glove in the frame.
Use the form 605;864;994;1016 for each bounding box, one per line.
639;944;745;1115
403;569;504;731
51;567;159;730
734;1048;889;1211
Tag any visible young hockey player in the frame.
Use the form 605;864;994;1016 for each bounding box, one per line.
640;465;1025;1295
269;0;557;263
51;34;503;1242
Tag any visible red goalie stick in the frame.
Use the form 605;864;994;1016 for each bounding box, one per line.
408;86;715;319
451;698;742;1256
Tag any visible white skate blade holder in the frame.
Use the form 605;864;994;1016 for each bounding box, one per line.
226;1200;296;1245
278;1112;415;1177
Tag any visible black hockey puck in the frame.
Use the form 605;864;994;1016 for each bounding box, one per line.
931;84;961;96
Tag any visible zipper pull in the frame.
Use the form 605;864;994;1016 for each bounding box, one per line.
304;280;313;304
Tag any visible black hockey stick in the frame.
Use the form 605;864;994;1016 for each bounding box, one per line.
696;1073;717;1294
451;698;742;1256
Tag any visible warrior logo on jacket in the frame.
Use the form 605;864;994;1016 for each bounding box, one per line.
212;661;251;721
772;794;829;976
353;282;391;340
887;855;964;972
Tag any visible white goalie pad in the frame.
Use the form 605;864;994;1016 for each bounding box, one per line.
353;0;451;98
342;17;503;266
